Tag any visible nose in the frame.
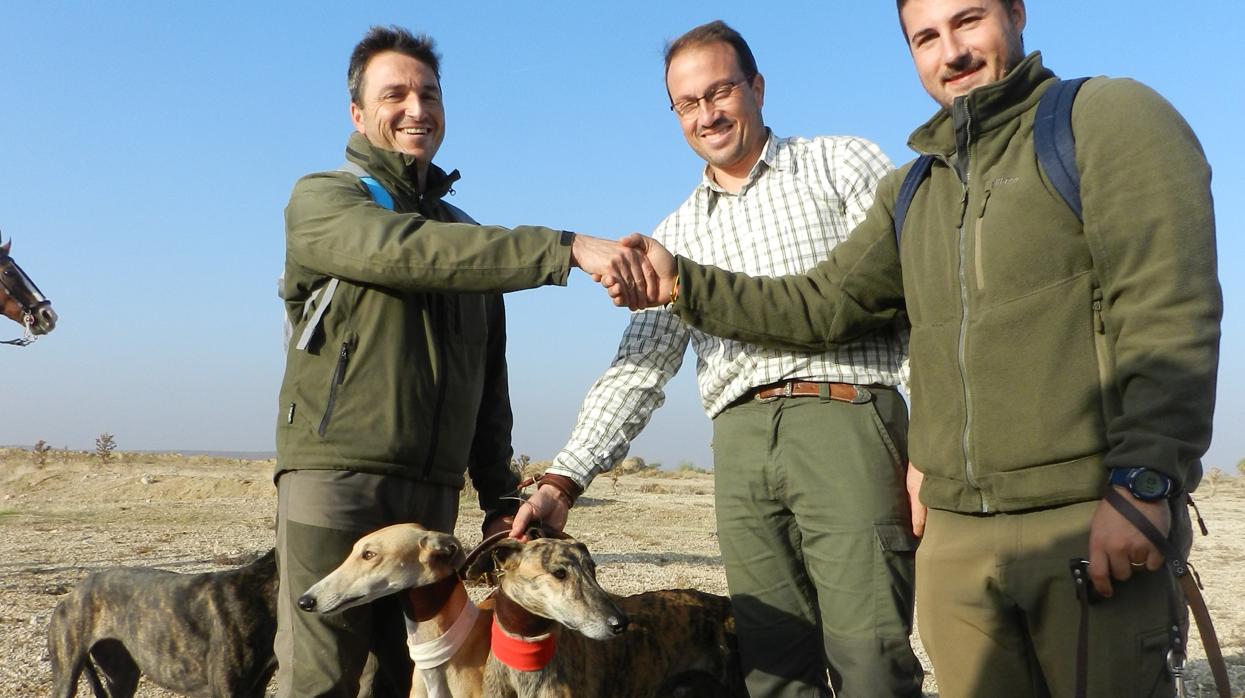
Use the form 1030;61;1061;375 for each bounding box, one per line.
941;33;969;68
606;610;629;635
33;306;56;334
297;594;317;612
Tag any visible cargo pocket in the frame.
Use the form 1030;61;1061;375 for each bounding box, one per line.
1130;626;1176;697
873;522;919;638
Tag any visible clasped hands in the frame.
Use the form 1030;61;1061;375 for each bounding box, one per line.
570;233;676;310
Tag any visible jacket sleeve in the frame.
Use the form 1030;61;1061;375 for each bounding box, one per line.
466;295;521;523
671;172;908;351
1076;78;1221;490
284;172;573;293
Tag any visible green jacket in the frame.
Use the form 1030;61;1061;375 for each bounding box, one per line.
277;134;573;519
673;53;1220;513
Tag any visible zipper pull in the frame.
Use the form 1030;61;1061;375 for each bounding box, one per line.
957;189;970;228
977;189;992;218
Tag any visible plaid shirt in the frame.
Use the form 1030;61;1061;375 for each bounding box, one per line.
550;133;907;487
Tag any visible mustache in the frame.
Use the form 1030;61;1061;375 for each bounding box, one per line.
696;117;731;136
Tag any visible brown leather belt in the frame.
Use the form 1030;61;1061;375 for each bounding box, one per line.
743;380;872;404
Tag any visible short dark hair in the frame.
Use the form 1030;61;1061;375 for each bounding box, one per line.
347;25;441;106
663;20;759;83
896;0;1016;13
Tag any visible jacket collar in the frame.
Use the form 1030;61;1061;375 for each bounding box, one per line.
344;132;461;202
908;51;1057;158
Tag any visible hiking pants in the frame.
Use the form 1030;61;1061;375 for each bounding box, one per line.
711;385;923;697
274;470;458;698
917;499;1193;698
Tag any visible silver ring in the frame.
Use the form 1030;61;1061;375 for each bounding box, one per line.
1130;560;1145;568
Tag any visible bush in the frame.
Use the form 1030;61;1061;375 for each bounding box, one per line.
31;440;51;467
95;433;117;463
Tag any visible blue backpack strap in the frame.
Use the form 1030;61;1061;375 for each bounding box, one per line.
893;154;936;248
1033;77;1089;221
338;161;395;211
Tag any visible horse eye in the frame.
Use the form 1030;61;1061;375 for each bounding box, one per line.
361;550;376;560
552;568;568;580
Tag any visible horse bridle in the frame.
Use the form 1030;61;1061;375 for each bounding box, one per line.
0;254;49;347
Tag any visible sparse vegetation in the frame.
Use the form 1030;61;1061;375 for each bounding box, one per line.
1237;458;1245;478
95;433;117;463
30;440;51;467
1204;467;1225;497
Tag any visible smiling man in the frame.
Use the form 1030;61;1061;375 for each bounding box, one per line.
273;25;656;697
513;20;921;698
610;1;1221;696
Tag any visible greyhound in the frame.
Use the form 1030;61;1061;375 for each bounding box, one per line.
478;535;746;698
47;549;278;698
297;523;483;698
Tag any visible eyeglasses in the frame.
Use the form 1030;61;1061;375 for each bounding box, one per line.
670;79;746;118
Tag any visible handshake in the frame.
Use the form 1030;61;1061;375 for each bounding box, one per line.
569;233;677;311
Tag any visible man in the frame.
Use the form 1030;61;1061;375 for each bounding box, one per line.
275;26;654;697
512;21;922;697
612;1;1221;696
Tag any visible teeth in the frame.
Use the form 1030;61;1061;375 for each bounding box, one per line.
402;128;429;135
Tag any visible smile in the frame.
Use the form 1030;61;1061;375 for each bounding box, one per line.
400;127;431;135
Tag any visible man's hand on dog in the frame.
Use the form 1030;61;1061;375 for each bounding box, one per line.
509;484;571;541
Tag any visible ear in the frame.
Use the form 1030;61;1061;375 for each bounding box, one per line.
0;238;10;255
751;72;765;110
350;101;367;136
422;535;463;566
1009;0;1027;33
464;537;523;582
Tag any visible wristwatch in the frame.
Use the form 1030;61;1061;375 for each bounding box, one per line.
1108;467;1176;502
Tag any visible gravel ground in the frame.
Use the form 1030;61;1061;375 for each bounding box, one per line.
2;450;1243;697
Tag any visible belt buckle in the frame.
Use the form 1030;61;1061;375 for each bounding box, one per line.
782;381;794;398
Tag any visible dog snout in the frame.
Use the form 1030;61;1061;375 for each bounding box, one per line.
607;611;629;635
297;594;317;612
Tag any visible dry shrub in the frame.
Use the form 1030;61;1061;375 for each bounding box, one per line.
638;482;670;495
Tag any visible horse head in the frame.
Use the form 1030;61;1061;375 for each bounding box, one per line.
0;235;57;337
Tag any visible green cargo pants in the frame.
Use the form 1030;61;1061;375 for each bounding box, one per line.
711;386;923;698
274;470;459;698
917;499;1193;698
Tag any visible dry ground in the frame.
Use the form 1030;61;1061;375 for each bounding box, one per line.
2;449;1243;697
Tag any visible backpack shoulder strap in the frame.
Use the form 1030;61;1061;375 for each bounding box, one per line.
338;162;395;211
1033;77;1090;221
892;154;937;248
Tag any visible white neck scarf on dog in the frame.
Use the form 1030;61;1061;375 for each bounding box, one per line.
405;598;480;698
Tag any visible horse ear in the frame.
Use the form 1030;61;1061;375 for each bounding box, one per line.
0;238;9;255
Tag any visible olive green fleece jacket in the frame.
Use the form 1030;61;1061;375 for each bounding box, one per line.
276;133;574;520
672;53;1221;514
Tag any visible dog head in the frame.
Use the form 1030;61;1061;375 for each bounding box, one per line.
488;533;628;640
298;523;464;614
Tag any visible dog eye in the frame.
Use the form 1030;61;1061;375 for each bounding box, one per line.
552;568;568;580
361;550;376;561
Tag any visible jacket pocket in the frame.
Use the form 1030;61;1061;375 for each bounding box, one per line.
318;336;355;438
1090;288;1121;421
973;188;992;290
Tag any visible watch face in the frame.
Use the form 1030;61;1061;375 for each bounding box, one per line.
1132;470;1169;498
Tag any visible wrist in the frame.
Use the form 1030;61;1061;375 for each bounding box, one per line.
537;473;582;507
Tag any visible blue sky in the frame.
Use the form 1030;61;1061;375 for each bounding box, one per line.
1;2;1241;475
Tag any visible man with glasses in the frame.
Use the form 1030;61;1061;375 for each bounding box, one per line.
511;20;922;698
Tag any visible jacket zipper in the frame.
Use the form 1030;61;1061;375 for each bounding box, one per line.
953;97;987;512
318;339;352;438
974;189;992;290
421;298;448;477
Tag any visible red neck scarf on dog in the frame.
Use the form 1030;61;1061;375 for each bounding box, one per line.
490;616;556;671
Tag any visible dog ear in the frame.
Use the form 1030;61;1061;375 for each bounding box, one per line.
463;537;523;583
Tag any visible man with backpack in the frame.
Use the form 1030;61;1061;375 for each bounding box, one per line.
608;0;1221;695
274;25;655;697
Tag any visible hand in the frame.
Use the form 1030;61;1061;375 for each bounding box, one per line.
569;234;657;310
602;234;676;310
906;463;927;538
509;484;571;542
1086;486;1171;598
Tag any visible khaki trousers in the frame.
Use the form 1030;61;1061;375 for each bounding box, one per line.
712;387;923;697
274;470;459;698
917;499;1192;698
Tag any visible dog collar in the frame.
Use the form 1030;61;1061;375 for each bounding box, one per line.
490;616;557;671
404;598;480;669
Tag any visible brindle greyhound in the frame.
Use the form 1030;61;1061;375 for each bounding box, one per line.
47;549;278;698
478;534;746;698
298;524;482;698
303;524;744;698
0;235;57;343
